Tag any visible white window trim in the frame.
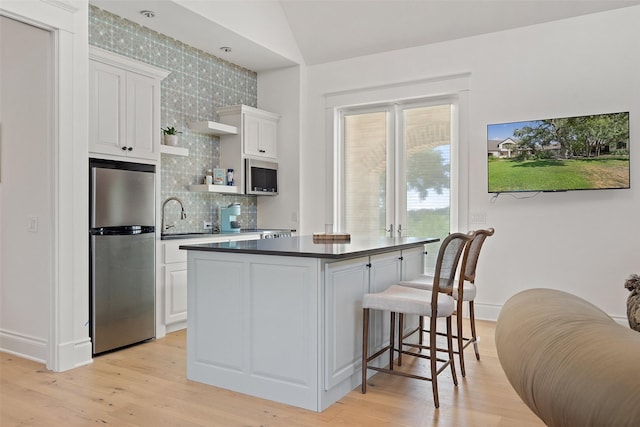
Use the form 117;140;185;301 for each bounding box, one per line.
325;73;470;233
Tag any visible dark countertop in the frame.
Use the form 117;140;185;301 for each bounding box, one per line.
179;235;439;259
161;228;294;240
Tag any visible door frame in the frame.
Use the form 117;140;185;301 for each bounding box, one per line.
0;1;91;371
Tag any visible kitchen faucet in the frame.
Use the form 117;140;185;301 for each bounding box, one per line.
161;197;187;233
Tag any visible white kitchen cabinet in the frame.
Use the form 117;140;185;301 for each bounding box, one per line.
182;238;431;411
164;262;188;325
218;105;280;160
323;248;423;390
400;245;426;280
160;233;261;333
242;112;278;158
89;47;169;163
217;105;280;194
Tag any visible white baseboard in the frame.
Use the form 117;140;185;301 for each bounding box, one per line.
166;321;187;334
54;337;93;371
472;302;503;322
0;329;47;364
0;330;93;371
472;302;629;327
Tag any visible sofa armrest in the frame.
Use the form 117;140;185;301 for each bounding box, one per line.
496;288;640;427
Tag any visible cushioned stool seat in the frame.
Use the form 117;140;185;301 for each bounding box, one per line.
363;285;454;316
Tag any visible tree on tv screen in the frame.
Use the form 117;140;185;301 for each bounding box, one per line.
513;113;629;159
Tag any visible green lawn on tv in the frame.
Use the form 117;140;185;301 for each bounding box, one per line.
488;157;630;192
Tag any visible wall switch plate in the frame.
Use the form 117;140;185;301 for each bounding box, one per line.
203;221;212;230
28;215;38;232
470;212;487;225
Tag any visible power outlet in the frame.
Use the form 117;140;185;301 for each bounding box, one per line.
203;221;213;230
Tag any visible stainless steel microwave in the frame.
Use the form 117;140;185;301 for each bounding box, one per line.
246;159;278;195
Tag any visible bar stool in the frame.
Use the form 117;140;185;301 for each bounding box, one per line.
398;228;494;376
361;232;473;408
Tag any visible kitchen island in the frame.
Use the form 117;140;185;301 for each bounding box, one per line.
180;235;438;412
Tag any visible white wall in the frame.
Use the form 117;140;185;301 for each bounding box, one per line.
257;65;304;231
0;16;53;362
302;6;640;321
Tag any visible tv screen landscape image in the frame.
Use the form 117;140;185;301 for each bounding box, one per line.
487;112;630;193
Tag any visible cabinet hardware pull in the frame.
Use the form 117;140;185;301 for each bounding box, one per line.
127;147;133;151
398;256;404;260
366;263;372;268
121;146;127;151
259;149;266;153
424;251;428;255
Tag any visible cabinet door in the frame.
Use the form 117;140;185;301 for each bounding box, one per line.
243;114;262;157
126;71;158;161
324;257;369;390
368;251;402;353
399;247;424;343
89;60;126;155
401;245;425;280
258;117;277;158
164;263;187;325
243;114;277;159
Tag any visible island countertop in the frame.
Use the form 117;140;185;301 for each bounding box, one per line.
179;235;439;259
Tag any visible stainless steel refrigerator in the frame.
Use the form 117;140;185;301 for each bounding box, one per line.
89;159;156;355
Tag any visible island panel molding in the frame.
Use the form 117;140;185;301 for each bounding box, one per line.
187;253;320;409
183;236;437;411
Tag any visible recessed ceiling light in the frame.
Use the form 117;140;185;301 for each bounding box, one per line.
140;10;155;18
220;47;232;53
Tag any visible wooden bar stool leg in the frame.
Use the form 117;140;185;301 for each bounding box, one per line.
457;301;467;377
469;301;480;360
429;316;439;408
447;316;458;386
389;312;396;371
398;313;404;367
362;308;369;393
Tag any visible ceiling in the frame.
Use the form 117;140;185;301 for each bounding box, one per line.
91;0;640;72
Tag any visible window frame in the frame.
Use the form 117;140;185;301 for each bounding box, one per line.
325;73;470;235
335;96;460;236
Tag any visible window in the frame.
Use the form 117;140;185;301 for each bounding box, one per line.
337;99;457;271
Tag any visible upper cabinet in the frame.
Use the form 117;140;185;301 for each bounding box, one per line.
217;105;280;195
89;47;170;163
217;105;280;160
243;112;278;159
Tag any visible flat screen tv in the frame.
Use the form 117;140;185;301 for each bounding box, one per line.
487;111;630;193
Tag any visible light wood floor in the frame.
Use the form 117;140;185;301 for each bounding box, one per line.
1;320;542;426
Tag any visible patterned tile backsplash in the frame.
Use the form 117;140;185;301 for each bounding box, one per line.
89;5;258;233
